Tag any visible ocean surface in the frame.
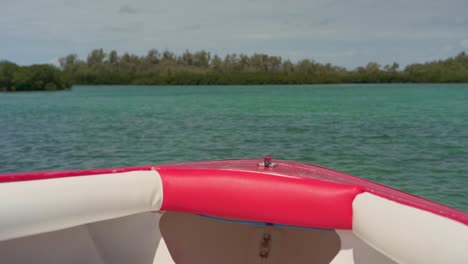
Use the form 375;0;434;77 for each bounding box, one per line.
1;84;467;211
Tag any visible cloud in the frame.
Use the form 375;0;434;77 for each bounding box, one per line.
461;39;468;48
104;26;132;32
453;17;468;26
102;22;144;33
318;19;330;27
183;24;201;31
244;33;275;40
47;57;60;67
118;5;139;15
443;45;454;52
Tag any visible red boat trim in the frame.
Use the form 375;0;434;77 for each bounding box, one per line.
166;159;468;225
158;167;363;230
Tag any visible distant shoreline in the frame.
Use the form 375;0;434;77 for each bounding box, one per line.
2;82;468;92
4;83;468;93
2;50;467;91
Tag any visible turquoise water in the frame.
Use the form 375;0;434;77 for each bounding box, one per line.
1;84;467;211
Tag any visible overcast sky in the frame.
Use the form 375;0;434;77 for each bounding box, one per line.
1;0;468;68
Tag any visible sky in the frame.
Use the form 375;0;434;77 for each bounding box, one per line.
1;0;468;68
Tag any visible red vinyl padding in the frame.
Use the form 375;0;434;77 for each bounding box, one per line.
158;167;364;230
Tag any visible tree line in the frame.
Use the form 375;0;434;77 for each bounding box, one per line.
0;61;70;91
1;49;468;91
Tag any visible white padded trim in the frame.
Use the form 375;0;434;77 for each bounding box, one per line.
0;170;163;241
353;192;468;264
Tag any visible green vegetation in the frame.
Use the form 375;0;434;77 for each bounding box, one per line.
0;61;70;91
59;49;468;85
1;50;468;91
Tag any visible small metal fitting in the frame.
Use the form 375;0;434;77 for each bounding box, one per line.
258;155;276;168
